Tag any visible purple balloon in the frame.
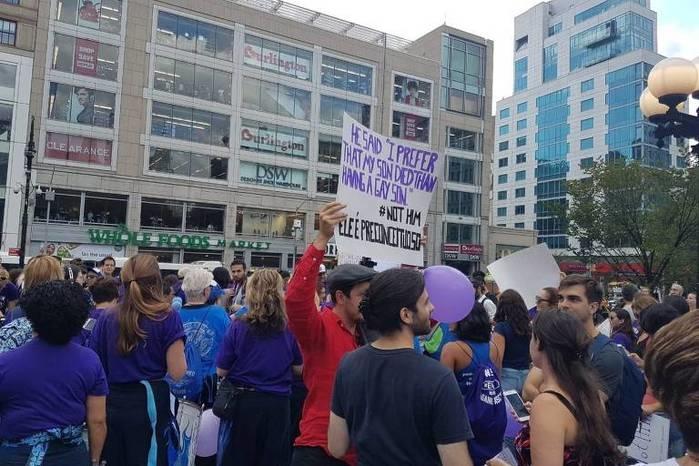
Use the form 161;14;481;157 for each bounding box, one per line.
196;409;220;457
424;266;475;323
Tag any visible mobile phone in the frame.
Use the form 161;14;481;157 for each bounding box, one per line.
83;317;96;332
504;390;530;422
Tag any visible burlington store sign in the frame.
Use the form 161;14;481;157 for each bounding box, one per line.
88;228;270;250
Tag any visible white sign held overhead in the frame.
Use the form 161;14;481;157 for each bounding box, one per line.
487;243;561;309
334;114;442;266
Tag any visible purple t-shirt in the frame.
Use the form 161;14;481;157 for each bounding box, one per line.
0;338;108;441
90;307;185;384
216;319;302;395
611;331;634;352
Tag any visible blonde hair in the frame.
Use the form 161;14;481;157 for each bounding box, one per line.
24;255;64;290
632;293;657;315
244;269;286;333
182;268;213;302
117;254;170;355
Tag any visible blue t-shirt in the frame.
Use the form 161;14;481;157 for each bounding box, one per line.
178;303;230;376
0;338;108;441
494;321;531;370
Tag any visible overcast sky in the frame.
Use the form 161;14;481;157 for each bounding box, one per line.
288;0;699;105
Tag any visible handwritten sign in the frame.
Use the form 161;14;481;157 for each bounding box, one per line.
335;114;442;266
626;414;670;463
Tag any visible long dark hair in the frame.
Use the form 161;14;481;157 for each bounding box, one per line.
533;311;624;465
454;302;491;343
493;289;531;337
610;308;635;341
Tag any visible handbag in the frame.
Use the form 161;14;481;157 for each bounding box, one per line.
212;378;240;420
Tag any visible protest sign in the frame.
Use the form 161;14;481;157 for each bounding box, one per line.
626;414;670;463
487;243;560;309
335;114;442;266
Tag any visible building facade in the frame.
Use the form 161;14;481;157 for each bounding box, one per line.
20;0;494;272
493;0;684;253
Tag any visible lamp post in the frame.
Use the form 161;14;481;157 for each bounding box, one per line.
18;116;36;268
639;56;699;294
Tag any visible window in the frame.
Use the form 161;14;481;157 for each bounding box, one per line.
154;56;231;104
441;34;486;116
497;191;507;201
514;57;528;92
140;199;224;233
156;11;233;60
392;112;430;143
45;132;112;167
580;157;594;169
84;192;128;225
515;170;526;181
581;98;594;111
543;44;558;83
33;190;81;224
48;83;115;128
581;118;594;131
499;141;509;151
236;208;303;239
515;205;525;215
497;207;507;217
515;36;528;51
394;75;431;108
499;108;510;119
515;187;525;198
498;157;508;168
151;102;230;146
517;102;528;113
580;137;594;150
0;103;12;187
250;253;282;268
321;55;372;95
186;203;225;233
242;77;311;121
498;174;507;184
575;0;647;25
52;34;119;81
516;153;526;164
516;136;527;147
0;62;16;98
239;161;308;191
240;119;309;158
56;0;122;34
499;124;509;136
515;222;525;229
34;189;127;225
319;95;370;128
447;127;482;152
581;78;594;92
317;173;339;194
318;134;342;164
448;157;481;185
1;0;20;4
244;34;313;81
446;190;478;217
148;147;227;180
444;223;477;244
548;22;562;37
517;119;527;131
0;19;15;45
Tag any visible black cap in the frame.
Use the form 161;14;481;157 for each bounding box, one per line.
327;264;376;298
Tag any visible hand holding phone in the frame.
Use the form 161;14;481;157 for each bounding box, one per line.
504;390;530;422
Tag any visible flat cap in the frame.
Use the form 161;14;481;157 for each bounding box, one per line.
327;264;376;297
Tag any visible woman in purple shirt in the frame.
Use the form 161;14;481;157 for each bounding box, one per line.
90;254;186;466
609;308;636;352
216;269;303;466
0;281;108;465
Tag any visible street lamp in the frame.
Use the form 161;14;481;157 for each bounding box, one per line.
640;56;699;293
18;116;36;268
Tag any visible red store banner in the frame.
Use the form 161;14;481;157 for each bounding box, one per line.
74;38;98;77
45;132;112;166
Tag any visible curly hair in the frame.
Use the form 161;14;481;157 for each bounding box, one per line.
493;289;532;337
244;269;286;333
20;281;90;345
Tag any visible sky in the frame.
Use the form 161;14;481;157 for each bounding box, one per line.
286;0;699;104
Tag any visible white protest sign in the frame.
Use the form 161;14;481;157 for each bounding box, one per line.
597;318;612;337
626;414;670;463
487;243;561;309
335;114;442;266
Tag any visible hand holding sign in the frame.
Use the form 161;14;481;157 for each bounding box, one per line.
313;202;348;251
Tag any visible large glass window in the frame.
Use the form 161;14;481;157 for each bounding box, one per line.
0;19;16;46
186;203;225;233
244;34;313;81
239;162;307;191
150;102;229;146
393;75;431;108
56;0;122;34
141;198;224;233
441;34;486;116
83;192;127;225
317;173;339;194
0;62;16;99
319;95;370;128
45;132;112;166
0;103;12;187
154;56;231;104
445;223;477;244
156;11;234;60
391;112;429;143
241;77;311;121
33;190;81;224
446;190;478;217
318;134;342;164
33;189;126;225
514;57;528;92
52;34;119;81
543;44;558;83
447;127;482;152
447;157;481;185
574;0;647;24
48;83;115;128
240;119;308;158
148;147;227;180
321;55;372;95
236;208;303;239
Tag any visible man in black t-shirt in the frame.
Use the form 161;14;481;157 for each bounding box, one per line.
328;268;474;466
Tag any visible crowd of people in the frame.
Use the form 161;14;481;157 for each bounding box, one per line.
0;201;697;466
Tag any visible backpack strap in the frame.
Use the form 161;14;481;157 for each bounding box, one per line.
454;341;474;366
541;390;578;419
589;333;612;360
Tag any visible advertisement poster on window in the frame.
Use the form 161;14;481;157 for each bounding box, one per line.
37;242;123;261
70;87;95;124
74;38;98;77
78;0;100;29
45;133;112;166
335;114;443;266
404;114;418;140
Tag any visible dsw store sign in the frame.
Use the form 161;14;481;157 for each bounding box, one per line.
239;162;308;191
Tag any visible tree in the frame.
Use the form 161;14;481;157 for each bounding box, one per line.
565;161;699;289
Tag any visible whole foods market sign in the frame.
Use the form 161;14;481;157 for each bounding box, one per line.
88;228;270;250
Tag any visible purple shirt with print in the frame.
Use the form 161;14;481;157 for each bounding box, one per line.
0;339;108;441
216;318;302;395
89;307;185;384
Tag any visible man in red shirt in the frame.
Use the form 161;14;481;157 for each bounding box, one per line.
286;202;376;466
